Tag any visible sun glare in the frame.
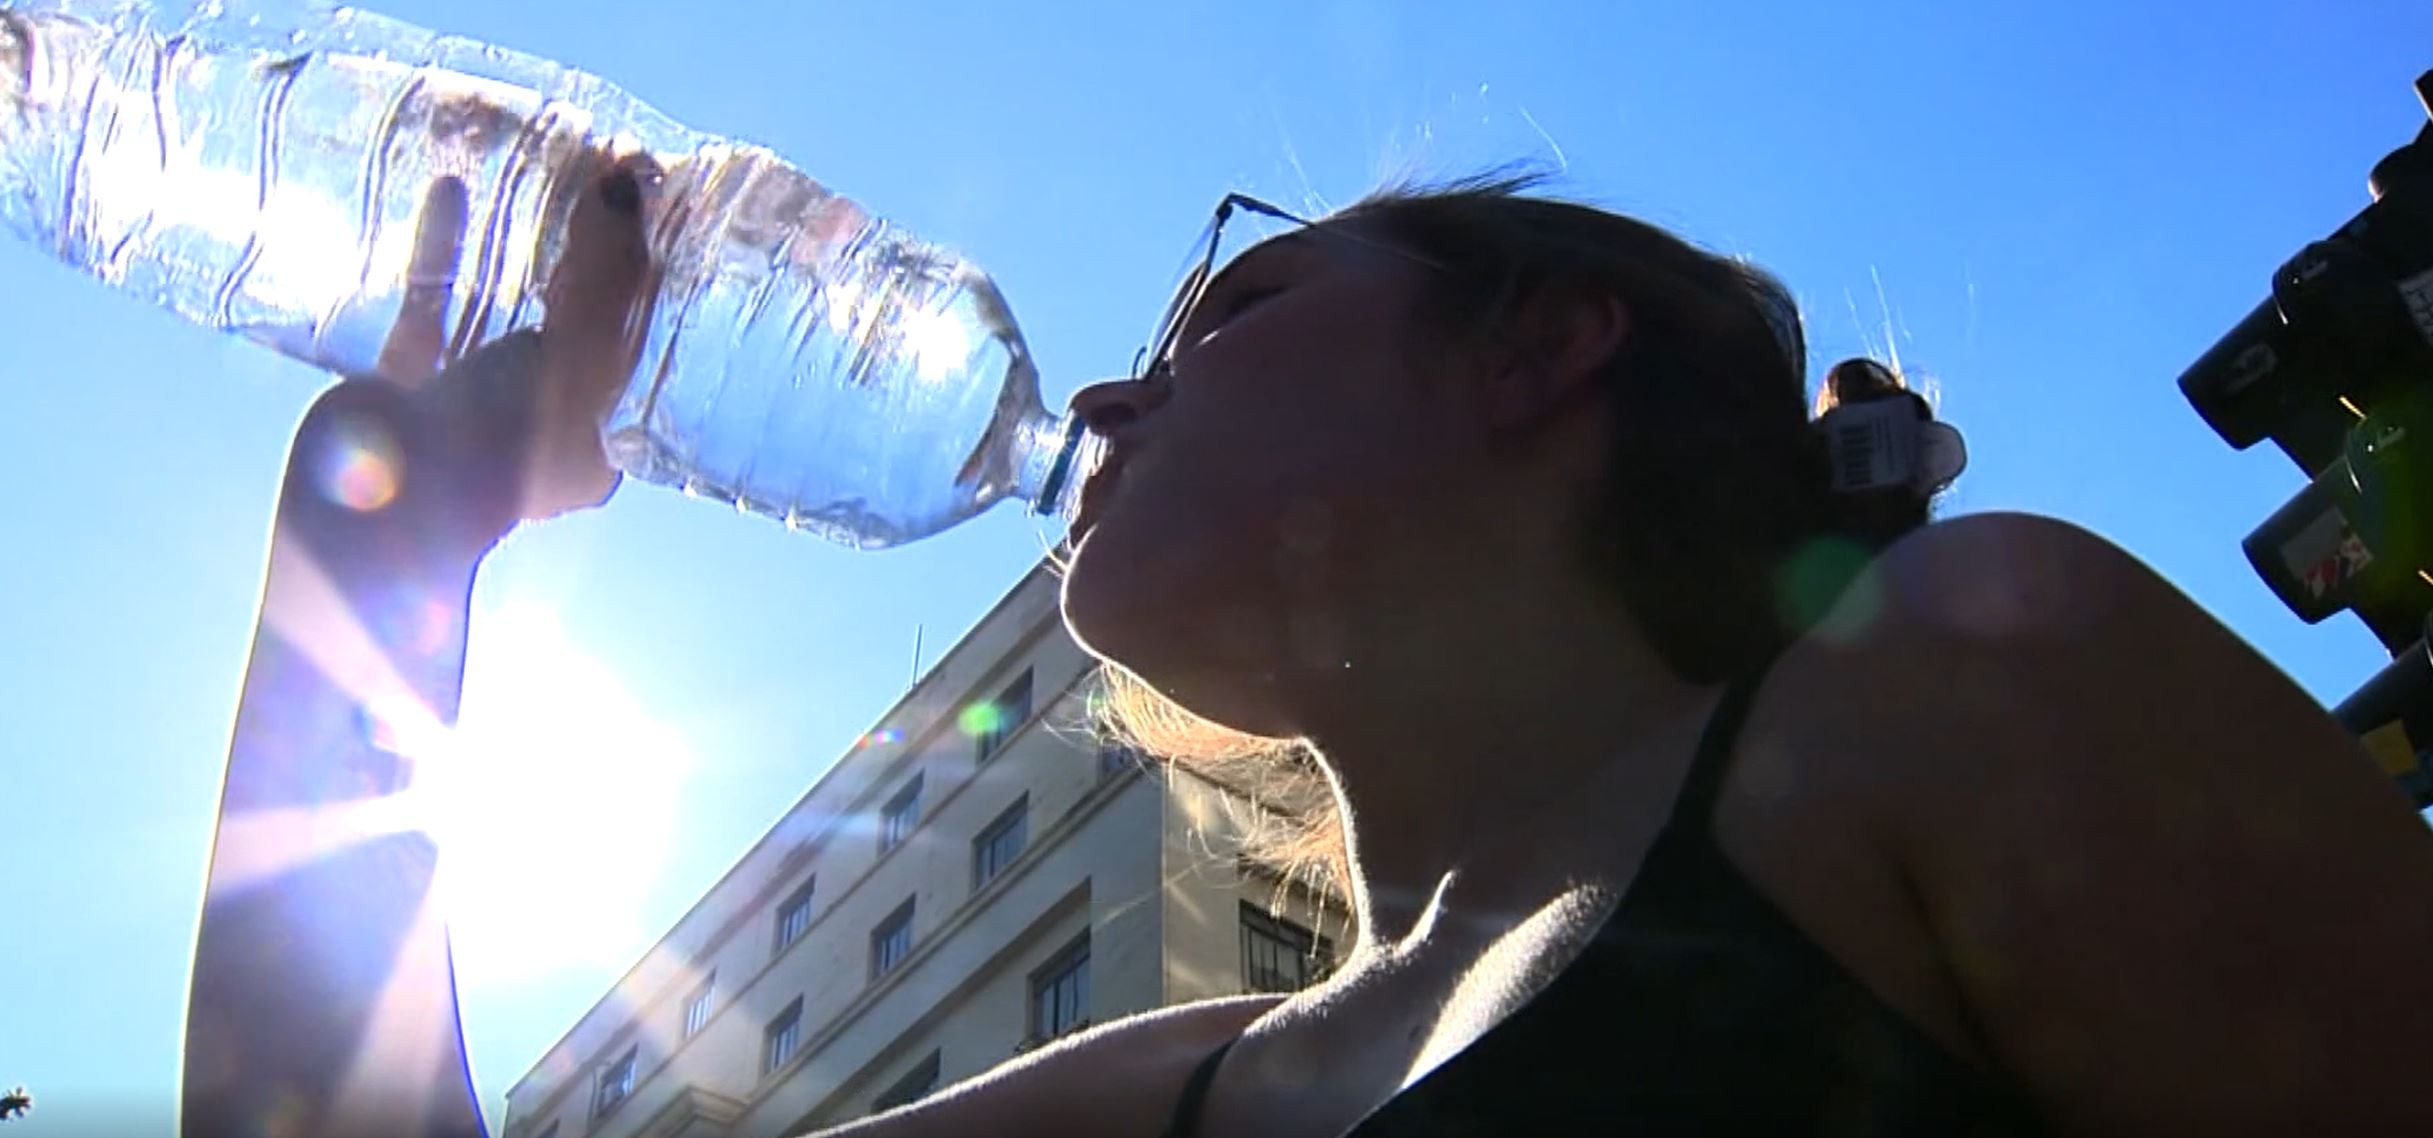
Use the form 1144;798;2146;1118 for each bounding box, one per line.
418;603;696;979
899;303;973;382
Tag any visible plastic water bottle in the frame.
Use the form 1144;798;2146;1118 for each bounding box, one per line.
0;0;1095;548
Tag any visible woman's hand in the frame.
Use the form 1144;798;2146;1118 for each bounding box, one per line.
373;152;661;524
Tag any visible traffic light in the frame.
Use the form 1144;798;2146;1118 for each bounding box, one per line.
2180;70;2433;803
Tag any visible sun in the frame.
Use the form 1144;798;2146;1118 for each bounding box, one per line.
414;603;696;981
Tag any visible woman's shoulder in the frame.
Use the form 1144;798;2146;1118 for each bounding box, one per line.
1764;505;2387;842
1772;510;2208;756
1760;508;2299;815
1761;519;2433;1135
1840;509;2166;648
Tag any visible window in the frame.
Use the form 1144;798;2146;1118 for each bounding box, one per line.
764;997;804;1075
872;1050;943;1113
592;1045;637;1117
872;898;916;980
973;670;1034;761
1240;904;1335;993
683;974;716;1038
773;878;815;954
1097;742;1141;780
972;796;1029;888
1029;934;1090;1041
880;773;924;854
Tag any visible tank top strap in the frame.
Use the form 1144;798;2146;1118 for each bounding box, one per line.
1669;656;1782;832
1160;1037;1238;1138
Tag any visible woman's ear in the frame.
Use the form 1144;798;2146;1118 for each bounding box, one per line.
1480;287;1630;431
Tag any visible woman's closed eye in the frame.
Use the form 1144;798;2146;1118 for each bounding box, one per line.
1184;285;1285;348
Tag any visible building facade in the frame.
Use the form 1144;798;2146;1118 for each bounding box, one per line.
499;564;1350;1138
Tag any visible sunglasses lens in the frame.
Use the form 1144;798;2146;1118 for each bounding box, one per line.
1140;214;1225;378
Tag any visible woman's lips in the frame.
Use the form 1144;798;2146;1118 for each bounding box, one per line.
1070;452;1127;536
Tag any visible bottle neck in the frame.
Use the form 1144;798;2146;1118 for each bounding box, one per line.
1014;408;1100;525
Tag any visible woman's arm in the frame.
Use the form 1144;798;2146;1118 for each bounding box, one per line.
806;994;1281;1138
1817;512;2433;1137
181;166;653;1138
184;366;526;1138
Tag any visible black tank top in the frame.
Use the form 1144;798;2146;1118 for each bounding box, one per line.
1160;665;2048;1137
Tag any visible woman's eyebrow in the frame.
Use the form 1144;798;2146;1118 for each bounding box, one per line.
1205;231;1318;291
1258;229;1322;256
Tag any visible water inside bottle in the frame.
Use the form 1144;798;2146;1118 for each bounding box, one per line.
605;146;1062;549
0;8;595;371
0;0;1078;548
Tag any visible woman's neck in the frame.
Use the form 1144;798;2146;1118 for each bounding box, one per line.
1283;568;1713;954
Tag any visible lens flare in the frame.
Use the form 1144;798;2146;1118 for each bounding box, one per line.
407;599;455;658
859;727;904;748
316;412;404;512
958;702;1007;737
1774;536;1882;642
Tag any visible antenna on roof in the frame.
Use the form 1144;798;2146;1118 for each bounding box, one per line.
909;625;925;690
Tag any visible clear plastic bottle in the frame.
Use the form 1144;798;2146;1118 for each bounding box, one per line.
0;0;1094;547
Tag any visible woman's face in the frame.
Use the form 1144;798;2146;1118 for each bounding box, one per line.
1058;218;1518;734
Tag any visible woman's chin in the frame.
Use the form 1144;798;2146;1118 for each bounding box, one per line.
1057;535;1163;669
1064;535;1233;663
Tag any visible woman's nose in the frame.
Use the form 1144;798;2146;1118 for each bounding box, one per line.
1068;373;1169;435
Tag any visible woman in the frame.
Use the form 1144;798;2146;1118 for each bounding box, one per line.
200;165;2433;1137
1023;176;2433;1137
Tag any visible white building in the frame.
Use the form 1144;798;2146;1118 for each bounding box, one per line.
500;564;1350;1138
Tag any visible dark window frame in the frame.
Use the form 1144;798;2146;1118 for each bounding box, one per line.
975;669;1035;761
1028;933;1092;1042
682;972;716;1039
880;773;925;855
773;877;817;955
872;1049;944;1113
592;1044;637;1118
972;795;1030;889
871;898;917;981
1097;741;1142;780
1239;903;1336;994
763;997;805;1075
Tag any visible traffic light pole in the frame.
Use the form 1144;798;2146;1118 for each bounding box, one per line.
2179;70;2433;805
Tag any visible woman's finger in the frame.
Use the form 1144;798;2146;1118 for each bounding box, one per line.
544;151;660;391
375;177;470;384
520;152;663;519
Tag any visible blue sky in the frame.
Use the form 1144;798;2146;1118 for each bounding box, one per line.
4;0;2430;1130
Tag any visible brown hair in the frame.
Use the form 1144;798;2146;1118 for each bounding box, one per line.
1097;171;1948;908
